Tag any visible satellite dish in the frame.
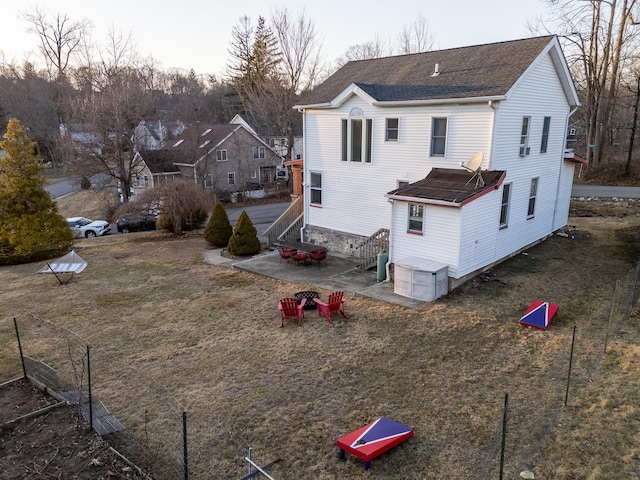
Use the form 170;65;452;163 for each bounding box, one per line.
460;152;485;187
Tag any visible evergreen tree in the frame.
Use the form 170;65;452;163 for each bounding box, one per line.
0;118;73;265
204;203;233;247
227;210;261;256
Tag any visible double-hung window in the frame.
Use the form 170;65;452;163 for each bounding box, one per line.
528;178;539;217
310;171;322;206
228;172;235;185
519;117;531;156
540;117;551;153
408;203;424;233
430;117;447;156
341;108;372;162
386;118;399;141
499;183;511;227
253;146;265;159
216;149;227;162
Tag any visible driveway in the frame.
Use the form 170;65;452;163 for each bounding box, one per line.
572;184;640;198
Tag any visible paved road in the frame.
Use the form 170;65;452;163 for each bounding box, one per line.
572;184;640;199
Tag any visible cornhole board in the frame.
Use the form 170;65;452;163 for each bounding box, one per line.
519;300;559;330
336;417;413;470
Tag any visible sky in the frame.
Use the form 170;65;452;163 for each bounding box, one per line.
0;0;553;77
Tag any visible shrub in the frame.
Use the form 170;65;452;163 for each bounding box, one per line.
80;175;92;190
204;203;232;247
227;211;261;256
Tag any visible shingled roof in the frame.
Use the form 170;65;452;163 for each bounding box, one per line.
297;36;556;106
387;168;506;206
140;150;180;174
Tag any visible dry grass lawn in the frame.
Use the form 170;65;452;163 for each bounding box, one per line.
1;192;640;479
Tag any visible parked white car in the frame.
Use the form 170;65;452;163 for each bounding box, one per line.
66;217;111;238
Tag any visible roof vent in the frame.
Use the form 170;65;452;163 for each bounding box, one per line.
431;63;440;77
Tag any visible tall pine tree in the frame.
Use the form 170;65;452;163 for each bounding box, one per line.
0;118;73;265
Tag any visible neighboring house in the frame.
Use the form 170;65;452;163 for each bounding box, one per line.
133;119;185;151
59;123;102;157
134;123;282;200
292;35;581;299
131;149;181;196
230;113;303;161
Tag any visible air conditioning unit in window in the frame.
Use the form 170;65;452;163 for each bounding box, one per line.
519;146;530;157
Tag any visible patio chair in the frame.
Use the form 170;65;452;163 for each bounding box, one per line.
315;291;348;324
309;249;327;267
278;297;306;327
279;247;297;264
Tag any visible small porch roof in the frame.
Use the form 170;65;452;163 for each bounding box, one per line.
386;168;506;207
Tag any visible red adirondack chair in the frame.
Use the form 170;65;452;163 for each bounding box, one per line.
315;291;348;324
278;297;306;327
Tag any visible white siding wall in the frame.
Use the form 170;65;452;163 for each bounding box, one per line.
390;201;462;277
553;160;575;230
304;95;494;237
490;52;571;260
457;191;502;277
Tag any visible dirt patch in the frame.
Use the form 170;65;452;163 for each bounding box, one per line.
0;379;145;479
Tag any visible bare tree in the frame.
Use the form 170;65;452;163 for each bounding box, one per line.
22;7;90;80
397;13;435;54
334;36;390;69
538;0;640;171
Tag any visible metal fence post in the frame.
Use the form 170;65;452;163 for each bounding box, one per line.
499;392;508;480
13;317;27;379
565;326;577;407
183;411;188;480
87;345;93;430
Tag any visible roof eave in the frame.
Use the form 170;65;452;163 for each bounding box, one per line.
371;95;507;107
385;194;461;207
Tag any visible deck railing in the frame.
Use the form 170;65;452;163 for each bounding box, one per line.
358;228;390;270
264;196;304;247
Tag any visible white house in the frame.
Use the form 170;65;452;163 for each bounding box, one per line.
293;35;581;299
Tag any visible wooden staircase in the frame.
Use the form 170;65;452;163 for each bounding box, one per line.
358;228;389;270
264;196;304;247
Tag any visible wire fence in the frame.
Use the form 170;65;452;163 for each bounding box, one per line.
2;259;640;479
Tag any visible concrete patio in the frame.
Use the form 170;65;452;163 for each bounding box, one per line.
203;248;425;310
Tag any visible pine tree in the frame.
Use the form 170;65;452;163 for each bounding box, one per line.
0;118;74;265
227;210;261;256
204;203;233;247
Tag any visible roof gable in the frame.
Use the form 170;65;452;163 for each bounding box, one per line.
296;36;575;108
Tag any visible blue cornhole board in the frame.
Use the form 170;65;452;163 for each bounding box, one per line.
519;300;559;330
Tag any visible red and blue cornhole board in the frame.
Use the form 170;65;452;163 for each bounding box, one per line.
519;300;559;330
336;417;413;470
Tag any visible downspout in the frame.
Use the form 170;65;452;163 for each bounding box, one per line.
299;108;307;243
384;198;394;282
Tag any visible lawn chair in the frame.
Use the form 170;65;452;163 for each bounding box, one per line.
278;297;306;327
315;291;348;324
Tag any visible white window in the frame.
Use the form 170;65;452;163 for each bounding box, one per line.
216;149;227;162
253;146;265;159
540;117;551;154
408;204;424;233
397;180;410;189
228;172;235;185
519;117;531;156
528;177;539;217
204;174;214;188
341;108;372;162
500;183;511;227
386;118;399;141
251;169;257;179
310;171;322;205
430;118;447;157
144;175;149;188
